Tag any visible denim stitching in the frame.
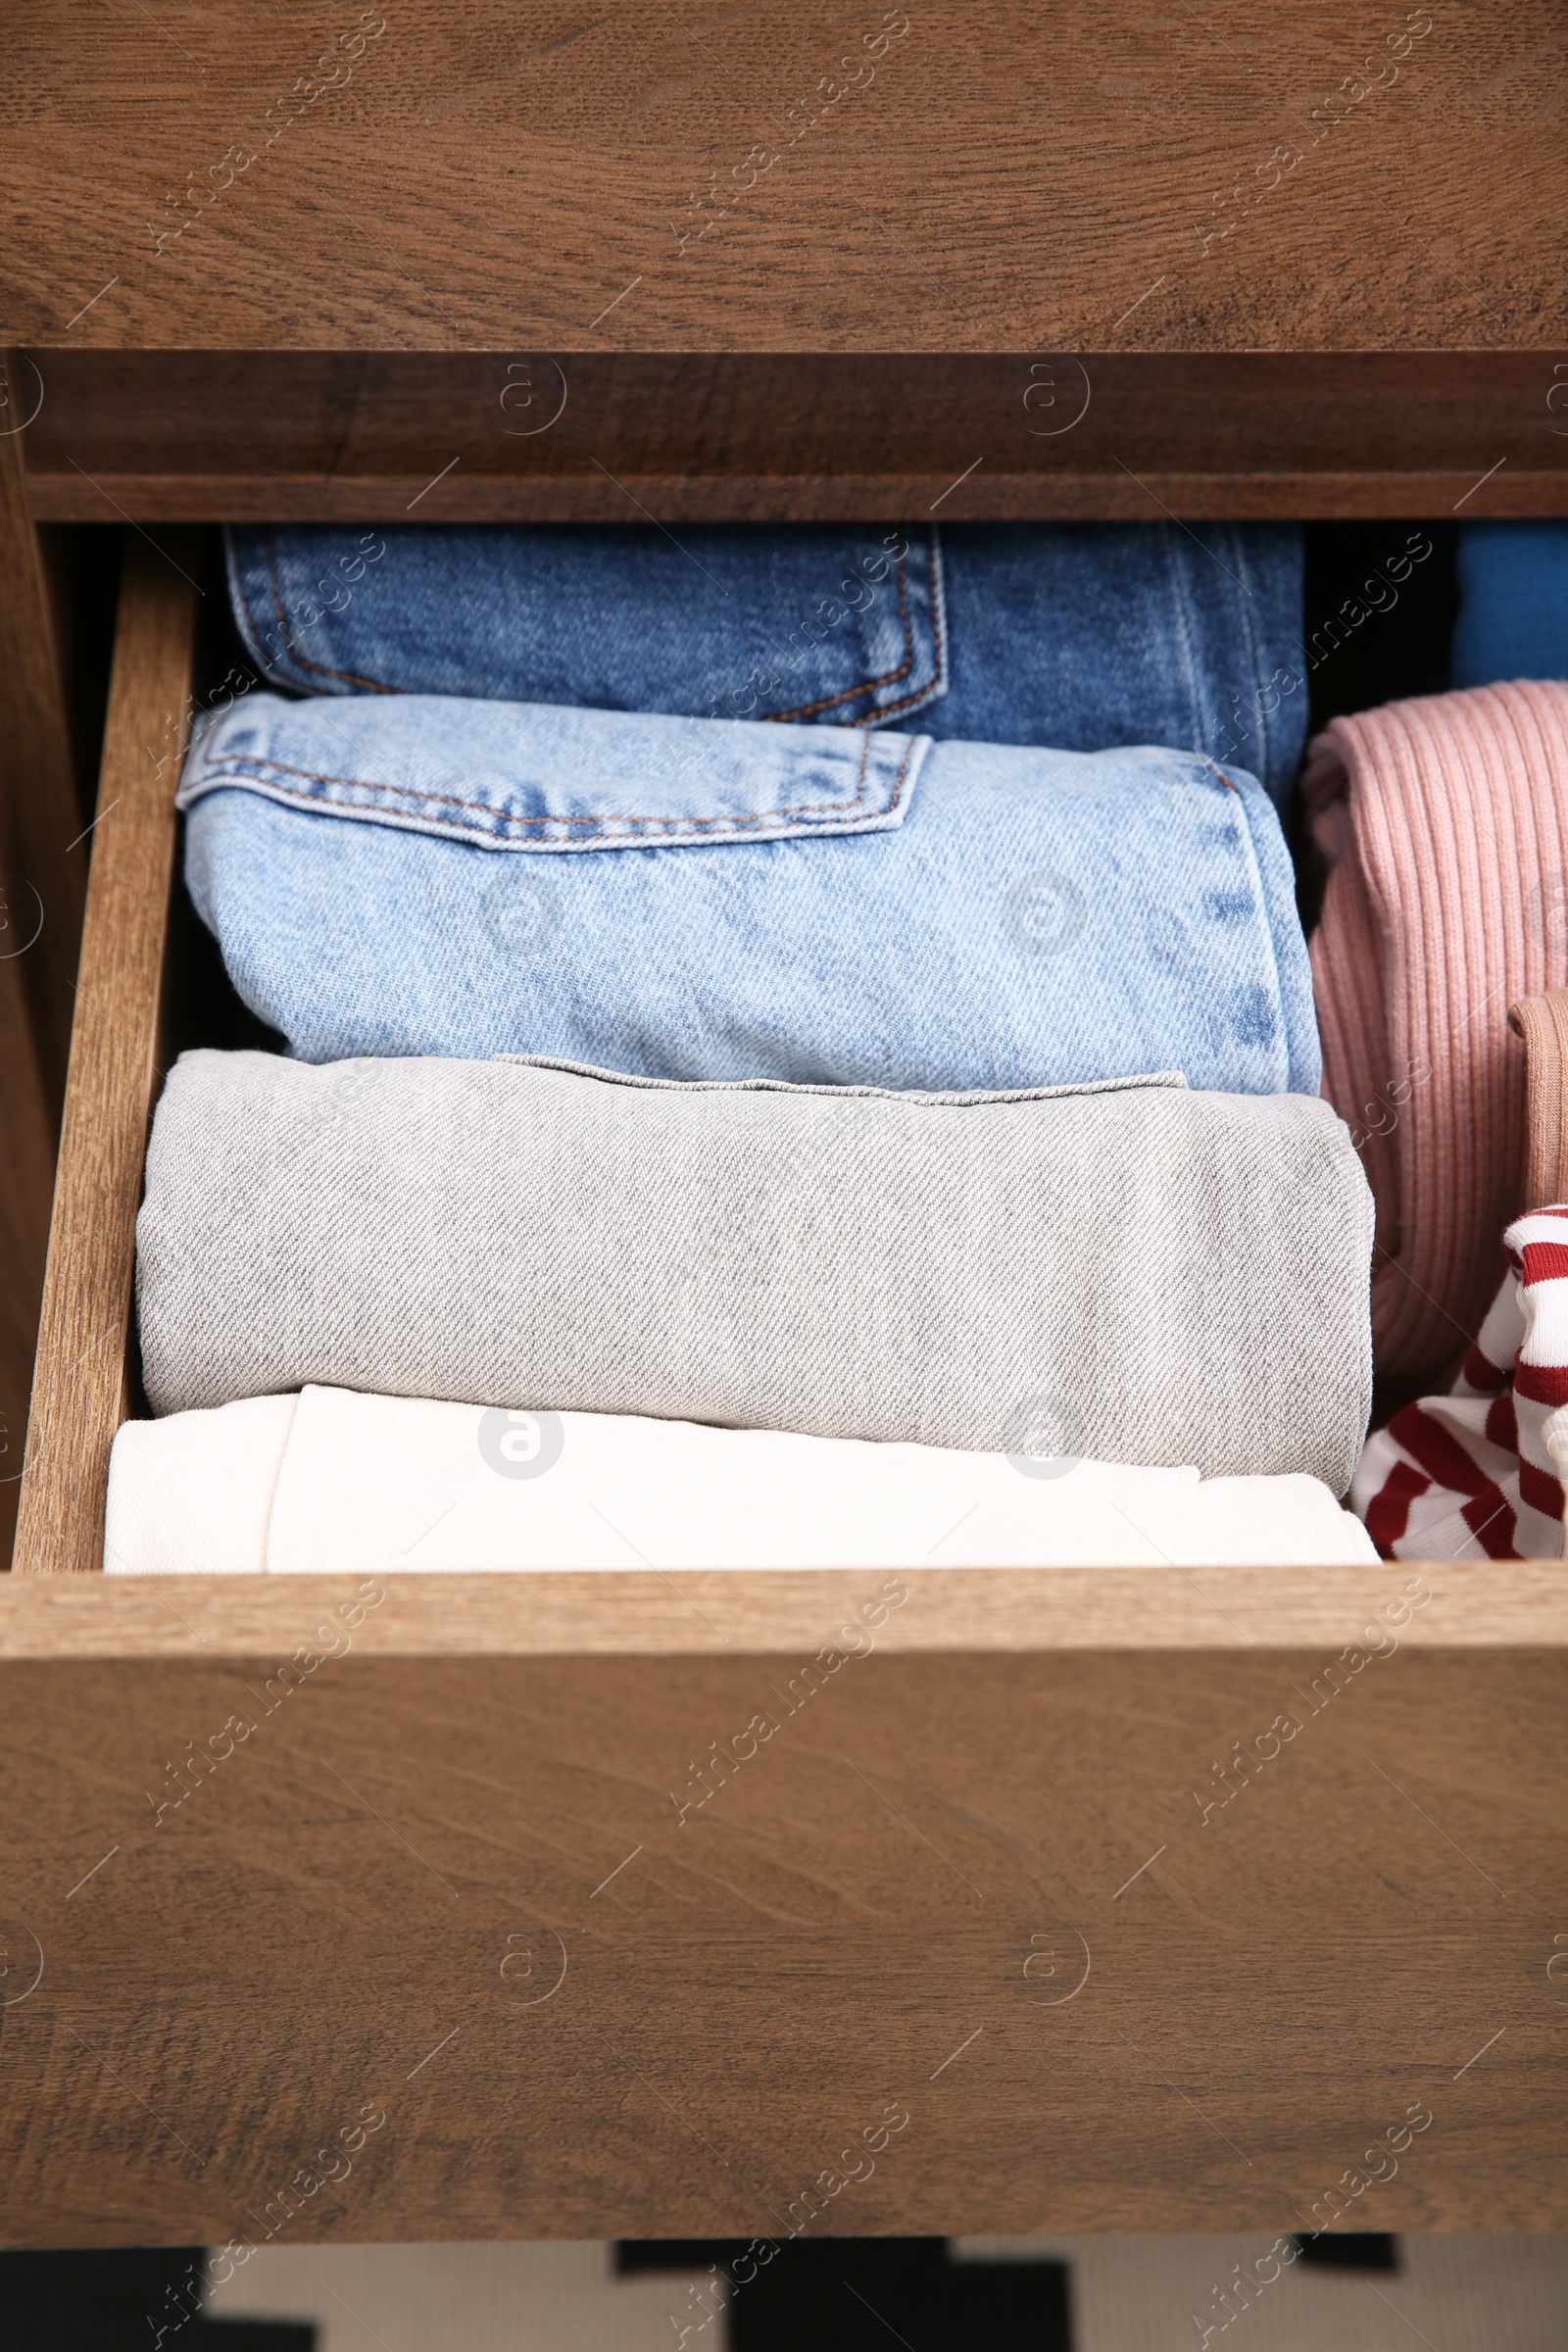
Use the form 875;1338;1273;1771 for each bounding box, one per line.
225;543;279;683
1229;523;1268;787
190;729;920;842
195;729;871;827
873;528;948;721
259;528;398;695
1210;763;1292;1097
246;527;946;720
766;531;923;721
1163;525;1208;758
191;726;925;838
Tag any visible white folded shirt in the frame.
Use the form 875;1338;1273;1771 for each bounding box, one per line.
104;1387;1376;1574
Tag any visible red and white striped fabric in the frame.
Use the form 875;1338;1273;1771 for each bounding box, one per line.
1351;1206;1568;1559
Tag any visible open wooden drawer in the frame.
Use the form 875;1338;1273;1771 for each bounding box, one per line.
2;536;1566;2248
6;0;1568;2252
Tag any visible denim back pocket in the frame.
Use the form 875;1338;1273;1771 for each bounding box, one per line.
224;523;949;729
179;692;933;851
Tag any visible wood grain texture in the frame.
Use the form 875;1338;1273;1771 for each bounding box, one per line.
0;1564;1565;1660
17;351;1568;522
12;537;195;1577
0;1623;1560;2243
0;950;57;1569
0;414;87;1095
4;5;1565;354
0;427;91;1569
3;0;1565;2257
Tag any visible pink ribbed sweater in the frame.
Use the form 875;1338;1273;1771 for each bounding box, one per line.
1306;680;1568;1388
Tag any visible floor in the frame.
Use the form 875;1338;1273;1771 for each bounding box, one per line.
198;2231;1568;2349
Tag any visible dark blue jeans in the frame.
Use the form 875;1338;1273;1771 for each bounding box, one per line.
225;520;1308;809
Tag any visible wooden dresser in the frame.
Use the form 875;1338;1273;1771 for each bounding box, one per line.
1;0;1564;2248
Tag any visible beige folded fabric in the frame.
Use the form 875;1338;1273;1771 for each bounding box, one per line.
135;1050;1375;1487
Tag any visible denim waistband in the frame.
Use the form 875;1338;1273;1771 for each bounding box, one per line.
181;689;931;851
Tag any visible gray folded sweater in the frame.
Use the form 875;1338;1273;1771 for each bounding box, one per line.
135;1051;1374;1487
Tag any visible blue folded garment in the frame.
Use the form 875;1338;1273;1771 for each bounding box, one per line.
178;691;1321;1096
224;520;1309;810
1453;521;1568;689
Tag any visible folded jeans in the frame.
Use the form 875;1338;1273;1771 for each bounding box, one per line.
224;519;1309;810
180;693;1320;1096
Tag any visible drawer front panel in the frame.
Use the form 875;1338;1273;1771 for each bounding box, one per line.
1;1640;1562;2241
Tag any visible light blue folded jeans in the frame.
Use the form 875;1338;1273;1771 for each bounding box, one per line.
224;521;1308;809
178;692;1320;1096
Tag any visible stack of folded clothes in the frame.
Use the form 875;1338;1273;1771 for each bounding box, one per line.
1305;675;1568;1390
1307;516;1568;1560
112;520;1385;1572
